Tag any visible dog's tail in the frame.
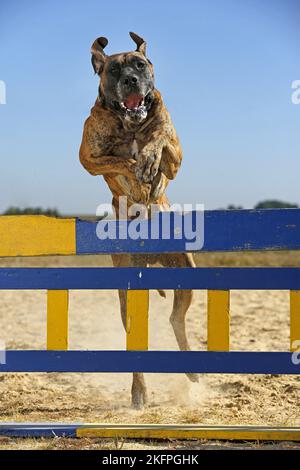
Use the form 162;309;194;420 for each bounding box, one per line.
157;289;166;298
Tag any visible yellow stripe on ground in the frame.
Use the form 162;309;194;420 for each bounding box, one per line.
126;290;149;350
207;290;230;351
47;290;69;350
290;290;300;352
77;424;300;441
0;215;76;256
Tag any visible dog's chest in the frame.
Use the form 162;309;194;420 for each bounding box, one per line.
113;139;140;199
131;139;139;160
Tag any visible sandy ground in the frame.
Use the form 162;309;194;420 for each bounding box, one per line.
0;252;300;450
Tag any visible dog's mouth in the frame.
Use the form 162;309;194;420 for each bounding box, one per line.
113;91;152;117
112;91;154;122
122;93;144;111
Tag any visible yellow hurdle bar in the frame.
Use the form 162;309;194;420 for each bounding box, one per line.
0;215;76;257
126;290;149;350
77;424;300;441
47;290;69;350
207;290;230;351
290;290;300;352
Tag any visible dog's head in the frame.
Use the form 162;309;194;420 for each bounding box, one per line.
91;32;155;123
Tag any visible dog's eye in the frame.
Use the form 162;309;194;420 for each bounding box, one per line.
110;65;119;75
137;61;146;70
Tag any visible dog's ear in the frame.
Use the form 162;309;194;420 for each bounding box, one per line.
129;32;146;55
91;37;108;75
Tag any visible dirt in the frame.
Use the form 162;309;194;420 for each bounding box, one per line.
0;252;299;450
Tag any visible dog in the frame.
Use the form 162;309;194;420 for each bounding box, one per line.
80;32;196;409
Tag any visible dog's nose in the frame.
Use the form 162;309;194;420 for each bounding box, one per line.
123;75;138;86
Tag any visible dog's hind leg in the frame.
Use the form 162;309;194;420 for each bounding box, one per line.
112;254;148;409
161;253;199;383
117;288;148;409
170;288;199;383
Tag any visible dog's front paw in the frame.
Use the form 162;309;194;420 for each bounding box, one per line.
135;154;160;183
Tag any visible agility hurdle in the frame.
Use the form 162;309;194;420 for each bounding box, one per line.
0;209;300;440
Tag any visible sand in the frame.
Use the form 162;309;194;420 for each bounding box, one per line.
0;252;299;449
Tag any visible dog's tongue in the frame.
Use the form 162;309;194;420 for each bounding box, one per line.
124;94;143;110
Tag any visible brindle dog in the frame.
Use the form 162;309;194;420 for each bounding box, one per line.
80;32;196;409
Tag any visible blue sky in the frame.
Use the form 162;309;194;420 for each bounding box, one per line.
0;0;299;214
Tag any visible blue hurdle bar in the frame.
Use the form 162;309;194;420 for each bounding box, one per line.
76;208;300;254
0;267;300;290
0;351;299;374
